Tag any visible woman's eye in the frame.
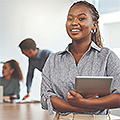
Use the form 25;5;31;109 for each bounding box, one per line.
4;67;7;69
79;18;85;21
68;18;73;21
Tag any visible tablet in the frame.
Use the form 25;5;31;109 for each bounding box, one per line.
74;76;113;97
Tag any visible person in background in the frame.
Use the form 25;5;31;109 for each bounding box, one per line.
19;38;52;100
0;59;23;100
41;1;120;120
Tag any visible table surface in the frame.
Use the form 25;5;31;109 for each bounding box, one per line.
0;102;120;120
0;102;55;120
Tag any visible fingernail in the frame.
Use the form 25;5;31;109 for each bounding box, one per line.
96;95;99;98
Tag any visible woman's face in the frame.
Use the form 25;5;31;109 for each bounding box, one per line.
66;5;96;42
2;63;13;78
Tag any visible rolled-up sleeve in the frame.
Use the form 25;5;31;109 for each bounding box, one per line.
41;54;57;115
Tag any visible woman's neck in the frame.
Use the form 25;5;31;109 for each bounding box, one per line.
70;40;91;66
3;75;12;80
71;40;91;54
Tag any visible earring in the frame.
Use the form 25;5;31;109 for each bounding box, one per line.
91;29;96;34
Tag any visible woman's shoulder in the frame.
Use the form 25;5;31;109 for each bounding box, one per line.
0;77;4;81
0;77;2;83
101;46;111;51
100;47;115;55
100;47;119;60
48;50;65;58
44;50;66;67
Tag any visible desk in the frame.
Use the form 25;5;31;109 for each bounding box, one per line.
0;102;120;120
0;102;55;120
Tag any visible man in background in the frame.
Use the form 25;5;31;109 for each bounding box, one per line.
19;38;52;100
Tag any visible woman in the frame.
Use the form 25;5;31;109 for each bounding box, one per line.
0;59;23;100
41;1;120;120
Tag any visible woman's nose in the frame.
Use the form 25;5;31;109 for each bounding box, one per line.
72;18;79;26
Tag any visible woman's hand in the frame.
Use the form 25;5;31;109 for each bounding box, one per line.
51;96;98;113
67;91;84;106
67;91;99;107
85;94;99;99
3;96;10;100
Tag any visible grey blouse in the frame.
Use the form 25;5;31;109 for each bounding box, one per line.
41;41;120;115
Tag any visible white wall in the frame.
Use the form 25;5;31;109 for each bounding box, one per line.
0;0;73;100
99;11;120;58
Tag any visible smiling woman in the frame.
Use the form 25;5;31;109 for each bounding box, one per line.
65;1;102;65
66;1;102;47
41;1;120;120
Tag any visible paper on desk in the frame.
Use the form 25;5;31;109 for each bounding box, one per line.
15;99;40;103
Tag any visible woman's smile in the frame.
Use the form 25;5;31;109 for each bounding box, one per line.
70;28;82;35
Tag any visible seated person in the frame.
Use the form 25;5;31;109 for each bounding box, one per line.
0;59;23;101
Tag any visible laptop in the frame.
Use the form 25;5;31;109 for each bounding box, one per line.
74;76;113;97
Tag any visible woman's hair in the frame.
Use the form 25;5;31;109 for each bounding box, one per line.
70;1;103;48
5;59;23;81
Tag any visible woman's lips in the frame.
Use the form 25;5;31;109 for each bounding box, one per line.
70;29;82;34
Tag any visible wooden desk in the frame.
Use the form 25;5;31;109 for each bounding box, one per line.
0;102;55;120
0;102;120;120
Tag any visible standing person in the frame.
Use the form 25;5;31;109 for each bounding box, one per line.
19;38;52;100
41;1;120;120
0;59;23;100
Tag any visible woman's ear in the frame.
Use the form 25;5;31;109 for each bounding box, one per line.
92;21;98;30
10;68;14;74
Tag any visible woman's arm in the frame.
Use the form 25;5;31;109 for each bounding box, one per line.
67;91;120;109
50;96;98;113
3;96;10;100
